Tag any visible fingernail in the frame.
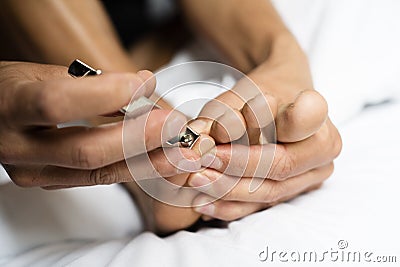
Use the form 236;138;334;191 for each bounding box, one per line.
195;203;215;216
246;94;273;128
198;137;215;155
188;119;213;135
177;159;201;173
165;113;187;140
189;172;211;187
215;110;246;141
201;153;223;169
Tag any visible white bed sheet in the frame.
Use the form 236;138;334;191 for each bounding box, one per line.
1;0;400;266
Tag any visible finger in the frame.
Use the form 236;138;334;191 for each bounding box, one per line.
190;133;216;156
194;78;251;142
7;148;201;188
194;98;246;144
198;119;341;180
7;109;187;169
128;147;201;181
0;62;69;81
4;163;133;188
219;74;267;109
209;107;247;144
188;76;256;143
10;71;155;125
241;93;277;129
154;133;215;188
192;79;276;144
241;93;277;145
190;163;333;203
276;90;328;142
210;76;274;143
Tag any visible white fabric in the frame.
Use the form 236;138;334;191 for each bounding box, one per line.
1;0;400;266
0;165;10;185
274;0;400;123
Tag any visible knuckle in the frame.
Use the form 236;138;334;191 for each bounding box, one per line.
268;146;296;180
35;85;63;123
88;165;119;185
72;144;106;169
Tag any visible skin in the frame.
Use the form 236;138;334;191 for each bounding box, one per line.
0;0;342;233
0;62;202;188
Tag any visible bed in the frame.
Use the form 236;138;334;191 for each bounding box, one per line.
1;0;399;266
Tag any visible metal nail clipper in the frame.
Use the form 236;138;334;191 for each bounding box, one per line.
68;59;200;149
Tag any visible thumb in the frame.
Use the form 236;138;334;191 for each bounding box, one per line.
276;90;328;142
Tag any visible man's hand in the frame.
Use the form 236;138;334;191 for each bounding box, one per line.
124;34;342;230
0;61;201;188
177;0;342;221
184;34;342;221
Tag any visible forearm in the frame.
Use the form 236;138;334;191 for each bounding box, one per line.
0;0;135;71
180;0;296;71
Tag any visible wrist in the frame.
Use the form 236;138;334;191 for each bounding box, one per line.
248;34;313;95
226;1;302;71
228;0;292;66
248;31;296;66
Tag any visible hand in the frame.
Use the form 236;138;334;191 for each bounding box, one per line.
124;34;343;231
0;61;200;188
186;34;342;221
